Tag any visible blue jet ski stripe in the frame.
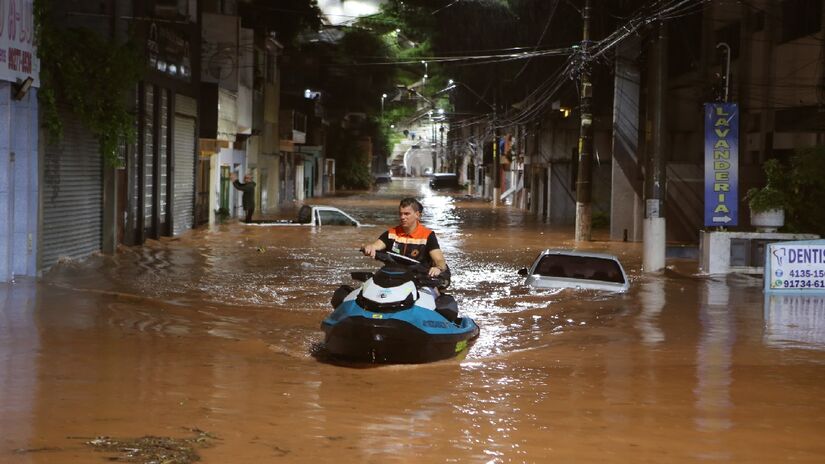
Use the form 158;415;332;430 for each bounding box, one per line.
324;299;476;336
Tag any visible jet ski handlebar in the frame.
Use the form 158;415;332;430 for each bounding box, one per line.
360;248;450;289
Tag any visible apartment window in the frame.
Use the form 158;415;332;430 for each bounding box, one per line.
781;0;822;42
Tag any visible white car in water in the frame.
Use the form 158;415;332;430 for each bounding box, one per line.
518;249;630;293
244;205;368;227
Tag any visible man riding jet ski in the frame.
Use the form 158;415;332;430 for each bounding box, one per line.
320;198;479;363
362;197;447;280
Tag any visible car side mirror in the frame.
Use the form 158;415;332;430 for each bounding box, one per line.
518;268;529;276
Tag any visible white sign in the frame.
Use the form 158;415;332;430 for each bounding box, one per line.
765;240;825;293
0;0;40;86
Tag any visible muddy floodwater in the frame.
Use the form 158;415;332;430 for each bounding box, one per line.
2;178;825;463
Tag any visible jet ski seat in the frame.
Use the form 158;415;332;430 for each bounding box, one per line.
435;294;459;322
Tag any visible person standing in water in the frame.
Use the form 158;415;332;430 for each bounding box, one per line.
230;172;256;222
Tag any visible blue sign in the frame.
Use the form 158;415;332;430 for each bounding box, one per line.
704;103;739;227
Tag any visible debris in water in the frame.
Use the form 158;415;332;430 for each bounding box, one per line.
83;428;216;463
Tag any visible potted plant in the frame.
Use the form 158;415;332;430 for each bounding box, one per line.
744;159;787;232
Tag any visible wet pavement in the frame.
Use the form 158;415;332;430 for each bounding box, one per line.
2;177;825;462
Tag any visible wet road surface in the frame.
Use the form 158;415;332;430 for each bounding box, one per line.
2;178;825;462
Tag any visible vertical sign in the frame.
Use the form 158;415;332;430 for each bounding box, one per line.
704;103;739;227
0;0;40;86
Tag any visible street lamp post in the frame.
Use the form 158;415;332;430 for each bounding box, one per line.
716;42;731;102
381;93;387;117
441;79;495;112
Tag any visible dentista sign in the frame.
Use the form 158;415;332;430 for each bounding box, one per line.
0;0;39;85
765;240;825;293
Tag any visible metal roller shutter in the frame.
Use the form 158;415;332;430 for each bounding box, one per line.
160;90;169;228
175;94;197;117
173;115;196;236
144;86;155;231
42;113;102;269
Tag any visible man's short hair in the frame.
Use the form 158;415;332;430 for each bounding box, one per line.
399;197;423;214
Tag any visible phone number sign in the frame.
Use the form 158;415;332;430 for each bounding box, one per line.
765;240;825;293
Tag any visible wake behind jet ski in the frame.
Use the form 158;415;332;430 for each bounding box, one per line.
320;250;480;364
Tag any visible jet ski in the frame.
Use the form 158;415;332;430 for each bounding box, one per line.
321;250;480;363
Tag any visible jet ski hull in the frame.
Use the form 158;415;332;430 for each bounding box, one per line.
321;301;479;364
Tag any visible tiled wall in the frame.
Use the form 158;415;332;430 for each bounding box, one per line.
0;82;39;281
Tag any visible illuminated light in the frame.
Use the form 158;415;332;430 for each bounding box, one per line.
168;64;177;74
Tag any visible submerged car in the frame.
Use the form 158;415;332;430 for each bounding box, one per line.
374;173;392;184
518;250;630;293
244;205;365;227
429;173;460;190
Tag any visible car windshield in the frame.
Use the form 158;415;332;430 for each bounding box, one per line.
534;254;625;284
318;210;356;226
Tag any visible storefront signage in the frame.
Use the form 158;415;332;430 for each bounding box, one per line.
0;0;40;85
704;103;738;227
765;240;825;293
146;22;191;81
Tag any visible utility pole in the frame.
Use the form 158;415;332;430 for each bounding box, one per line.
643;21;668;273
574;0;593;241
493;90;501;206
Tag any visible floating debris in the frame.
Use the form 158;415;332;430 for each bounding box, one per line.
84;428;215;463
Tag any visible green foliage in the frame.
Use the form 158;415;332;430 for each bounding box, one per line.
328;126;372;190
782;146;825;235
35;0;143;167
592;210;610;229
744;159;787;213
216;207;230;224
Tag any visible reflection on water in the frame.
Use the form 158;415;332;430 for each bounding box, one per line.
694;278;734;459
2;179;825;462
764;294;825;351
0;279;38;458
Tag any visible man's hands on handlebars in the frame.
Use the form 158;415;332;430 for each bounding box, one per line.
428;267;442;277
361;245;378;258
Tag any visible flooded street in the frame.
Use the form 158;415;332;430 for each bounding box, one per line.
3;178;825;463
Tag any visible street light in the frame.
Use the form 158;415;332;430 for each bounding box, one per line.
381;93;387;116
421;60;428;85
716;42;731;102
438;79;495;111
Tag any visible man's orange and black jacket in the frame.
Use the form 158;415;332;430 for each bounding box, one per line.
378;224;440;268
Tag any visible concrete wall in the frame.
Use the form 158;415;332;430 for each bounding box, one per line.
0;84;38;281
